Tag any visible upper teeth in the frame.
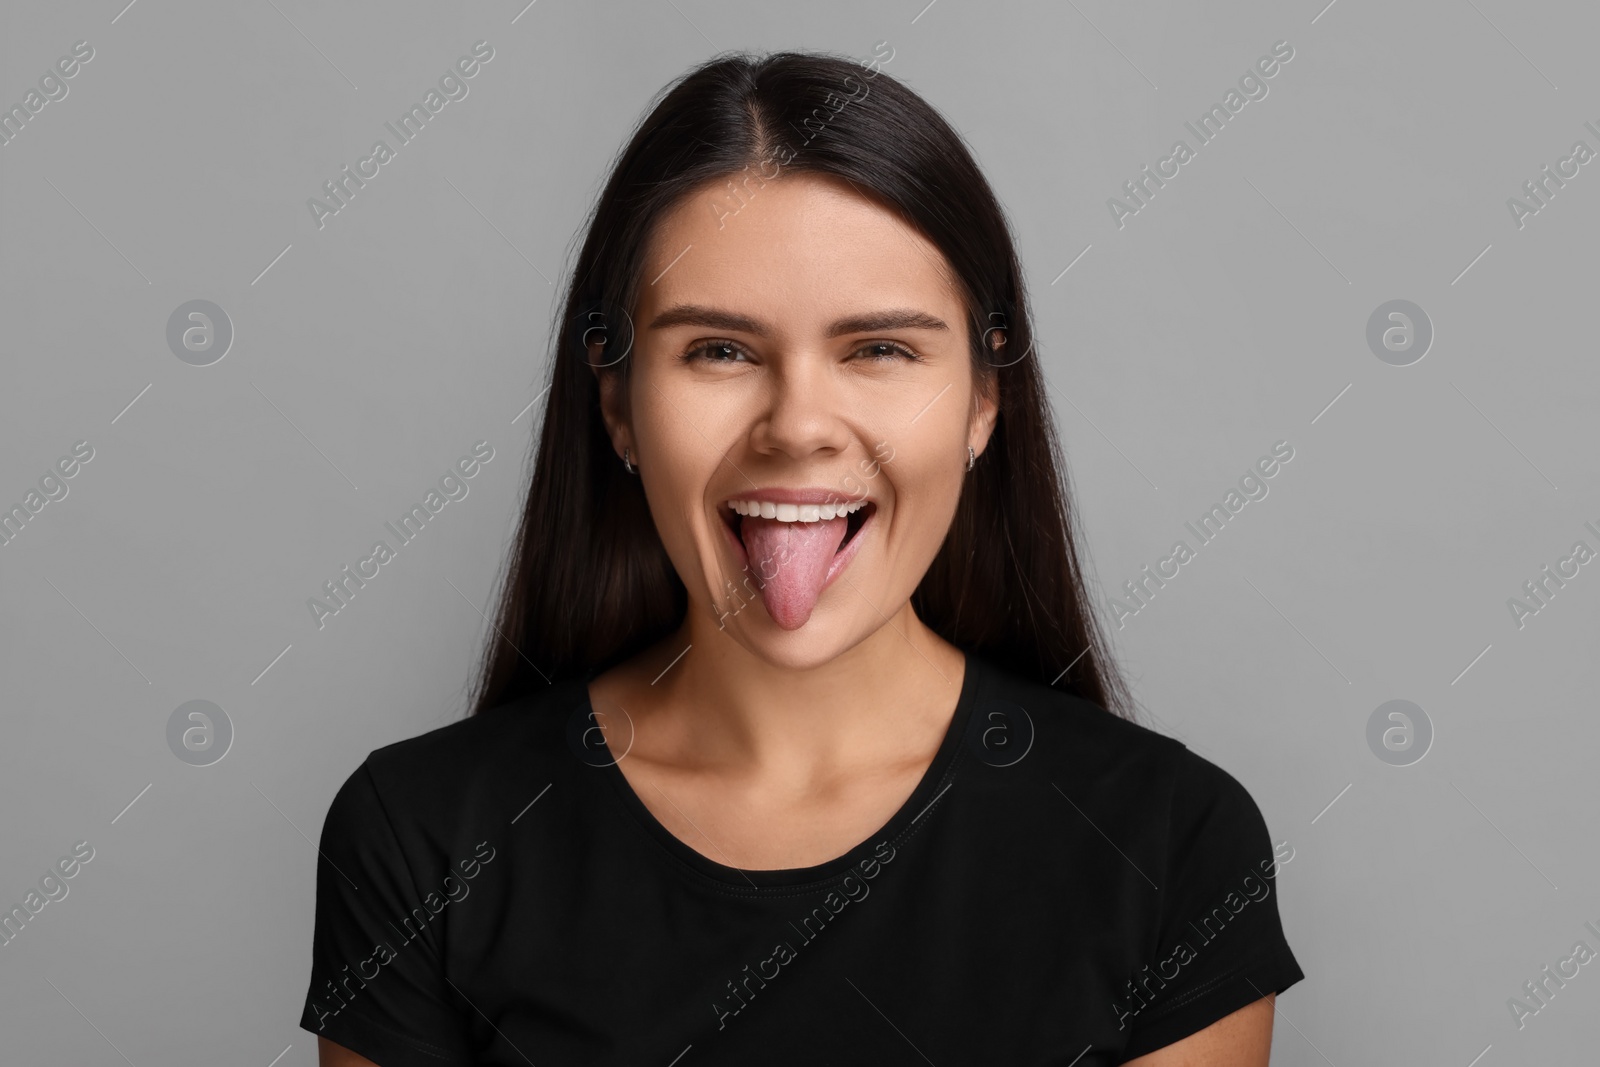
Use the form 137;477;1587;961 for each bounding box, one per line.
728;499;869;522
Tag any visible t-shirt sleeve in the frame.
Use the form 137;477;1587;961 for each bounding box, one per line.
1119;744;1305;1060
298;758;475;1066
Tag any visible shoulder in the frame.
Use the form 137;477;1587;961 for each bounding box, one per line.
370;680;585;765
966;654;1272;842
326;678;591;842
968;652;1189;781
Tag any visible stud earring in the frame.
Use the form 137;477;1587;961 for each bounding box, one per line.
623;447;635;475
967;445;976;472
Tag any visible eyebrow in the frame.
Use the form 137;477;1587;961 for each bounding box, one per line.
645;303;950;338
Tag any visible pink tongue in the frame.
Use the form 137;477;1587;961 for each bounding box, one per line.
739;515;848;630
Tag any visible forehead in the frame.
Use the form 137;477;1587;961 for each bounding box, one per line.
637;171;964;330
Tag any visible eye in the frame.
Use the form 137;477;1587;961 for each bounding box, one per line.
678;339;925;364
855;341;924;363
680;340;749;364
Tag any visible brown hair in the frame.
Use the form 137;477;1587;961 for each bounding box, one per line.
469;49;1136;722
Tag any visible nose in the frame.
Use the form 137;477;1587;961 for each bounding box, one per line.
747;354;852;462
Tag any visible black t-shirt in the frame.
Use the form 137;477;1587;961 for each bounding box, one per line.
299;652;1304;1064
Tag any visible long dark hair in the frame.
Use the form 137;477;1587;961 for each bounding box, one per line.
468;49;1136;722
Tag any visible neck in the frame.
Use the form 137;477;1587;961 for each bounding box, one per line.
602;605;966;786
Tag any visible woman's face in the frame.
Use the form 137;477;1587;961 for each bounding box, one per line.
598;170;997;667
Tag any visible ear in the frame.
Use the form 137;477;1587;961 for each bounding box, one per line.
969;363;1000;459
592;363;633;461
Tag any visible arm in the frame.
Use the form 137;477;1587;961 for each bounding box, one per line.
318;1036;384;1067
1115;745;1304;1061
297;761;475;1065
1122;994;1275;1067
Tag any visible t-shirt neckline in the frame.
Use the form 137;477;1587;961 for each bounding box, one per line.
578;652;984;892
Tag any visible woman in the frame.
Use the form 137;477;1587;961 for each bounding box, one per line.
301;49;1304;1066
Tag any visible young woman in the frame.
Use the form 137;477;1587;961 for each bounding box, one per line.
301;49;1304;1066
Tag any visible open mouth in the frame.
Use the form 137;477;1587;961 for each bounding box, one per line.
720;500;876;557
715;494;879;629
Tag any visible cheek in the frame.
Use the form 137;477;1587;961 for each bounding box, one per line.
881;447;964;551
627;386;749;592
634;383;754;507
639;476;703;552
634;367;745;456
634;459;727;588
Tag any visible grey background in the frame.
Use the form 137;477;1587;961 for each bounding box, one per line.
2;0;1596;1063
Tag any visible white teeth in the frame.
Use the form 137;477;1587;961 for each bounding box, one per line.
728;498;869;522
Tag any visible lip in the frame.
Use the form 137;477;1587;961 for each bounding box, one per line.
716;489;879;600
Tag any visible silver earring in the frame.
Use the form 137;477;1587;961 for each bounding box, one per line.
623;447;635;475
967;445;976;472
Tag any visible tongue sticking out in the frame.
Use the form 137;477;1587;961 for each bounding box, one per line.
738;514;849;631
